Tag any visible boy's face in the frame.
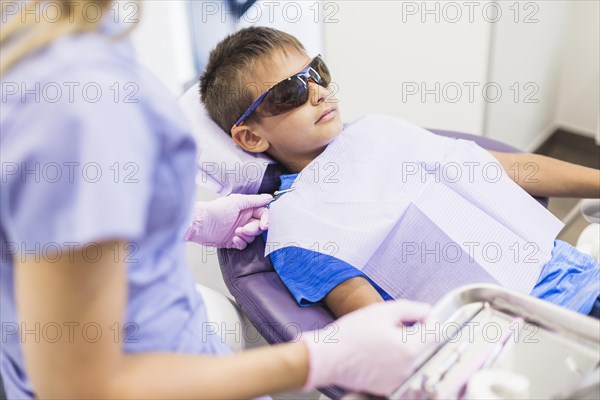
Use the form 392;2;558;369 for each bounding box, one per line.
231;49;343;172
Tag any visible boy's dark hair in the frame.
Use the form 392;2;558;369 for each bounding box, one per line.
200;27;306;134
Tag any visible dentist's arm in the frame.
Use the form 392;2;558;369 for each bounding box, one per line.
488;151;600;198
15;240;307;399
15;241;430;398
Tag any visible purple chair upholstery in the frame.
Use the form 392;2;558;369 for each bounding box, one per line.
217;130;547;399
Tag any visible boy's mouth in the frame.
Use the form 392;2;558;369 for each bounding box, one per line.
315;107;336;124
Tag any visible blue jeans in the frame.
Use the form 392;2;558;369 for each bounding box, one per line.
530;240;600;315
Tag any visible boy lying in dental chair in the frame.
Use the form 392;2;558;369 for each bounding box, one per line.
199;27;600;318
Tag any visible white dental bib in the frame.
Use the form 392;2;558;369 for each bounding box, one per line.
265;115;564;303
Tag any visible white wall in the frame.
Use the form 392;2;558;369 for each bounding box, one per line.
324;1;598;150
324;0;492;135
130;0;195;96
485;1;571;150
556;0;600;140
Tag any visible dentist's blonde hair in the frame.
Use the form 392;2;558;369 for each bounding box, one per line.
0;0;139;75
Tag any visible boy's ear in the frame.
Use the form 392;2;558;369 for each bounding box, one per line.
230;125;270;153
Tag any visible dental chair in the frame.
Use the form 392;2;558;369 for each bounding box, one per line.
179;85;549;399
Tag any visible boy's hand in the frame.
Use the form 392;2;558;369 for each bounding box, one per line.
184;194;272;249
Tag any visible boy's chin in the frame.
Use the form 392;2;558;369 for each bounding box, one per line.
328;120;344;139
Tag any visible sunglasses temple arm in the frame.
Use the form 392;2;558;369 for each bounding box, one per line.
233;90;272;129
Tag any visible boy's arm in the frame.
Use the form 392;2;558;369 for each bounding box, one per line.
324;276;385;317
488;151;600;198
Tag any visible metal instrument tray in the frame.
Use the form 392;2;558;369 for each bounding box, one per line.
390;284;600;399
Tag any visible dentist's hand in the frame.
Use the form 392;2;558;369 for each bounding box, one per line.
184;193;272;249
302;300;433;396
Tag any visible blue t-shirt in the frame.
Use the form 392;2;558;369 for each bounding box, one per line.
268;174;599;314
267;174;392;306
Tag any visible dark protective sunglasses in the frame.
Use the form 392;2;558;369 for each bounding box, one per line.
232;55;331;130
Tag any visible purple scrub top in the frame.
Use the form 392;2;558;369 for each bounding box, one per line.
1;20;229;399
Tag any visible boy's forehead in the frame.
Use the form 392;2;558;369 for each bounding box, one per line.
247;49;310;89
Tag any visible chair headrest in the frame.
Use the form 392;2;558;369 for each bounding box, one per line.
179;83;275;195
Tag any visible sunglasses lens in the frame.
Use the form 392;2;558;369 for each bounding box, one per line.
258;78;308;117
253;56;331;118
312;57;331;87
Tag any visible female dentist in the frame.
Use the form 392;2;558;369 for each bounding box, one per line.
0;1;432;398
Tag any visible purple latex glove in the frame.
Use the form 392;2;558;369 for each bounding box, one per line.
301;300;434;396
184;193;273;249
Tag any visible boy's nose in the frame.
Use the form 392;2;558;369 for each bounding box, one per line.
308;80;329;106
